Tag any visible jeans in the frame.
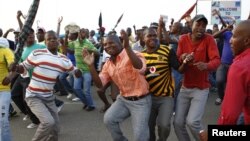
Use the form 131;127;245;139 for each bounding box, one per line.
74;72;94;107
58;72;74;94
26;96;59;141
216;64;230;100
172;69;183;112
104;95;152;141
149;96;174;141
174;87;209;141
0;91;12;141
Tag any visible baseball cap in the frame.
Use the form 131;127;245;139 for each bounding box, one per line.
0;37;10;48
192;14;208;25
13;28;21;34
150;22;159;28
37;27;46;33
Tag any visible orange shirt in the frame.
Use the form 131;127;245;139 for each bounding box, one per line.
99;49;149;97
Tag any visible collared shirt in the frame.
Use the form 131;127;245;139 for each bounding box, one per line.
99;49;149;97
132;40;145;52
177;33;220;89
69;39;97;72
218;48;250;125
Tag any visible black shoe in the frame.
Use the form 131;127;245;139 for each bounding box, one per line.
9;110;18;118
85;106;95;111
83;105;88;109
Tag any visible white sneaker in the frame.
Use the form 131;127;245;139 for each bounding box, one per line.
23;115;29;121
72;97;80;102
27;123;38;129
67;93;73;99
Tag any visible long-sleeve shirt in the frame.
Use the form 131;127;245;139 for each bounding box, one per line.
0;48;14;91
21;49;74;98
177;33;220;89
218;48;250;125
99;49;149;97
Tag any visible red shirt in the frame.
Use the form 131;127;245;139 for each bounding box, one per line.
177;33;220;89
218;48;250;125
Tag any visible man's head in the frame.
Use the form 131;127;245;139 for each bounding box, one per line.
171;22;183;34
191;14;208;40
26;29;35;46
230;20;250;56
13;28;21;43
90;30;95;37
45;30;59;53
79;28;87;40
143;27;158;49
126;27;132;36
36;27;46;42
103;35;123;56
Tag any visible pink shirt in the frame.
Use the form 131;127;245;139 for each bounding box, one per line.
218;48;250;125
99;49;149;97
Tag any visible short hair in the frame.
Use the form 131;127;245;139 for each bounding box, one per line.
45;30;58;38
106;34;122;46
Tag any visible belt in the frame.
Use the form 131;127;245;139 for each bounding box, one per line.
123;94;148;101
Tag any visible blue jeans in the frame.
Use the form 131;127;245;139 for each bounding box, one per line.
59;72;74;94
104;95;152;141
0;91;12;141
74;72;95;107
172;69;183;112
174;87;209;141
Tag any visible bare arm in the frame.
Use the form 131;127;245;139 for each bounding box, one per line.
3;28;15;38
56;16;63;37
17;10;24;30
121;30;142;69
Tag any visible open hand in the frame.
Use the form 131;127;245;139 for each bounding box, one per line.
2;76;11;86
82;48;95;66
193;62;208;71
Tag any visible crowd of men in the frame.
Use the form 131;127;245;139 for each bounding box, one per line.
0;3;250;141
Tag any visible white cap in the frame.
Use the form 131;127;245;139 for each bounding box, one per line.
0;37;9;48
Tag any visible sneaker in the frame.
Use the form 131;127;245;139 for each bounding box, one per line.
57;103;64;113
67;93;73;99
215;98;222;105
23;115;29;121
85;106;95;111
72;97;80;102
27;123;38;129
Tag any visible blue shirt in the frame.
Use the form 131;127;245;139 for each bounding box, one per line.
221;31;233;65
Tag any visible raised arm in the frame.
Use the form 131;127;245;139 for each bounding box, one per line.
120;30;142;69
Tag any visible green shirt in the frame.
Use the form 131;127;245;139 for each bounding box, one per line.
20;43;46;77
69;39;97;72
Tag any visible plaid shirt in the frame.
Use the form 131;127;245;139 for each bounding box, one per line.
15;0;40;63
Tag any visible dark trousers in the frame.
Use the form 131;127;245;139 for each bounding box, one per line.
216;63;230;100
11;75;40;124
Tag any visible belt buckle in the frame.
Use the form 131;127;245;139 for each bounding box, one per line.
131;97;137;101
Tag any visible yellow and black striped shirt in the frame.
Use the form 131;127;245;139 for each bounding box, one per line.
142;45;180;97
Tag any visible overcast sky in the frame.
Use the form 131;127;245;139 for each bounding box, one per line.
1;0;249;38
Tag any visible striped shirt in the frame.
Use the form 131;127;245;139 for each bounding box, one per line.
142;45;180;97
21;48;75;98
